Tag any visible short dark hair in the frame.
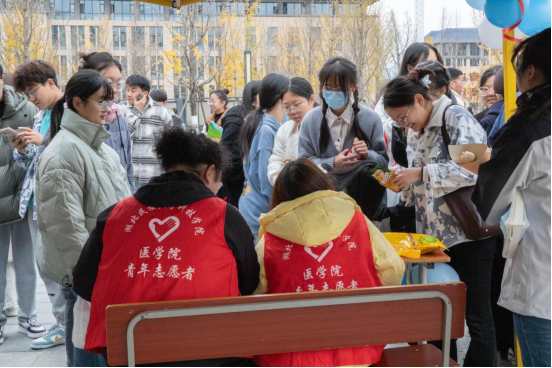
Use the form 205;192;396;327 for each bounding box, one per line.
271;158;335;209
155;126;228;176
400;42;444;76
480;65;502;88
150;89;168;103
79;52;122;73
447;67;463;80
13;61;58;92
126;74;150;92
512;27;551;85
493;67;504;95
417;61;452;99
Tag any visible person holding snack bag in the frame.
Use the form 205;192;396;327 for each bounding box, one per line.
0;68;45;346
383;67;495;366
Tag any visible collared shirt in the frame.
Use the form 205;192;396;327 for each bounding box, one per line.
327;99;354;151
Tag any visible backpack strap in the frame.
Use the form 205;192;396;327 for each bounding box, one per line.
440;104;457;157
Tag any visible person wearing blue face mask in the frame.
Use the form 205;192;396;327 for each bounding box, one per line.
298;57;388;171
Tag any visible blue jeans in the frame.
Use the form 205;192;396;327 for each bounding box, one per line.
513;313;551;367
63;287;107;367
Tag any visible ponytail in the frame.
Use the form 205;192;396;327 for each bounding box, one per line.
46;96;66;145
239;73;289;159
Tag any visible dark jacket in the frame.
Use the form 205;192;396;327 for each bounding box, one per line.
479;100;504;137
104;111;134;192
0;86;38;224
217;105;246;208
474;107;489;123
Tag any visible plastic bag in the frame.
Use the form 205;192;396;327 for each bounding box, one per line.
383;233;447;259
500;191;529;259
72;296;91;350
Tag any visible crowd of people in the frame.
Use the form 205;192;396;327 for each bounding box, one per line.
0;27;549;368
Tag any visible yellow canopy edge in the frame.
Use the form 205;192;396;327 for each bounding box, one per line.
502;29;517;122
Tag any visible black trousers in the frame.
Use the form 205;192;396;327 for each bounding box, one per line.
449;237;497;367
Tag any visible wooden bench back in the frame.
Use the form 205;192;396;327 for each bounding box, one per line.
106;283;466;366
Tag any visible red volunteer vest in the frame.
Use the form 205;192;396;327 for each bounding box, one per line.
258;211;384;367
85;196;240;351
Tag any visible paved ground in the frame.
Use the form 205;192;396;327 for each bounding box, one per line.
0;278;514;367
0;278;65;367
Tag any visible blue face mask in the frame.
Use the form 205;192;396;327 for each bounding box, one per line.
323;90;349;110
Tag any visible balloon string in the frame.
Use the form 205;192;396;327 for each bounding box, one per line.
503;0;524;42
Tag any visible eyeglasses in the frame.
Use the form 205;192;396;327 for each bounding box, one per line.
111;81;125;91
83;98;114;112
25;84;43;100
282;102;304;114
393;105;412;127
479;86;495;97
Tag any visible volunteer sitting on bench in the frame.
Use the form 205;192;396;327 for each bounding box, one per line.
72;127;260;366
253;158;405;367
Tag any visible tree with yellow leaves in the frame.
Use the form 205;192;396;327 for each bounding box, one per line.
0;0;56;72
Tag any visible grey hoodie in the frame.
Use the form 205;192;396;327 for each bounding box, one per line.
0;86;38;224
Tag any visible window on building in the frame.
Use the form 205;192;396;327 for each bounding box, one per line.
208;27;221;51
289;27;299;51
114;56;128;78
169;6;182;21
52;0;75;20
151;56;164;81
110;1;134;20
256;2;278;15
268;27;278;51
311;3;331;15
80;0;104;20
132;56;147;76
246;27;256;50
470;58;479;66
227;2;246;15
470;43;480;57
198;63;204;80
52;25;67;50
140;3;163;21
196;27;204;51
90;26;101;49
172;27;185;50
150;27;163;51
442;43;454;57
132;27;145;50
113;26;126;51
445;58;451;66
71;26;85;50
283;3;303;15
457;42;468;57
208;56;220;77
198;2;221;21
59;56;68;80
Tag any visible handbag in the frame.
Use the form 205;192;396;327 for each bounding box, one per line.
500;191;529;258
439;105;501;240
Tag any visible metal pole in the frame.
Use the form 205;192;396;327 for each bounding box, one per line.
244;50;252;85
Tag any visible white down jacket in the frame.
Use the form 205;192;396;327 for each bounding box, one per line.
35;109;132;286
268;120;300;186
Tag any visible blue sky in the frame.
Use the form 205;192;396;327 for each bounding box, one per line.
381;0;477;35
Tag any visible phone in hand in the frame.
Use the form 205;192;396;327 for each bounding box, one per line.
138;91;144;100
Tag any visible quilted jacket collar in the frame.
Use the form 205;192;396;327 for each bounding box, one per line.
60;109;111;150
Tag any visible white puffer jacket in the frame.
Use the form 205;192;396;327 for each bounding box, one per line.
35;109;132;286
268;120;300;186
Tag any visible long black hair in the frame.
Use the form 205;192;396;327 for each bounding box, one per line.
318;57;369;154
79;52;122;73
242;80;261;116
400;42;444;76
416;60;453;101
240;73;290;158
383;68;433;109
47;69;113;144
330;156;386;220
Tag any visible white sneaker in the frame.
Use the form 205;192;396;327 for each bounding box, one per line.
5;306;18;317
30;324;65;350
18;319;46;339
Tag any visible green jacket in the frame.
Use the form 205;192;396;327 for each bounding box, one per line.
35;109;132;286
0;86;38;224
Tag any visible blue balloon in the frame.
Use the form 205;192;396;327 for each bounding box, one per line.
485;0;523;28
409;263;460;284
519;0;551;36
466;0;486;11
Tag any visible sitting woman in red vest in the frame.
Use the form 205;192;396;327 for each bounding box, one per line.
254;158;405;367
72;127;259;366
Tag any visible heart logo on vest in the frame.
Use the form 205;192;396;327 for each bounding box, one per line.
149;217;180;242
304;241;333;262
